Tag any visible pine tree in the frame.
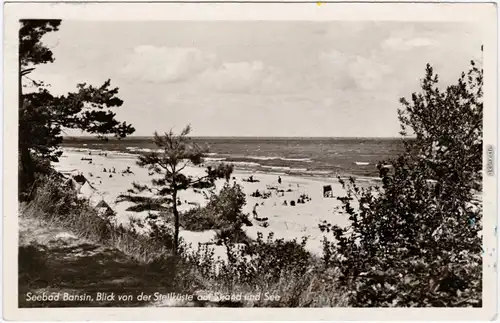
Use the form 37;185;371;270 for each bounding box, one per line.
118;125;234;255
19;20;135;198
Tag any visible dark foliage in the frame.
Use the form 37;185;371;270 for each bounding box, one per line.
19;20;135;198
240;232;311;283
320;57;483;307
19;19;61;68
191;231;312;304
181;182;251;233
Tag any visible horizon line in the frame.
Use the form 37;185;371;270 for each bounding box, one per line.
63;135;406;139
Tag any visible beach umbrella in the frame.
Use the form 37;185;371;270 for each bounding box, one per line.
95;199;110;208
78;180;96;198
96;199;115;218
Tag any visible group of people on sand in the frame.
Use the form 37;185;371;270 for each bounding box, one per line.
84;165;135;184
88;151;108;157
103;167;116;173
243;175;260;183
250;174;311;222
251;175;283;222
101;166;134;177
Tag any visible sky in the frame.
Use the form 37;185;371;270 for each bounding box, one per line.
26;21;484;137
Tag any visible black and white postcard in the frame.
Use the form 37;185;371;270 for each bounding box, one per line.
3;1;498;321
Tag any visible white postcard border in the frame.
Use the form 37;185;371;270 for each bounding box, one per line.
3;2;498;321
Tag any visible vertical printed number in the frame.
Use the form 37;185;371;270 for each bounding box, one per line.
486;145;494;176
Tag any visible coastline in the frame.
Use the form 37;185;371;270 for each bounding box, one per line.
61;145;383;184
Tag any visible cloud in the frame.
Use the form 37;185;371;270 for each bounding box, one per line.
319;50;392;91
318;50;350;68
121;45;216;83
348;55;392;90
382;36;437;51
196;61;283;94
121;45;284;94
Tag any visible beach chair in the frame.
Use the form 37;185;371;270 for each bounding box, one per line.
323;185;333;198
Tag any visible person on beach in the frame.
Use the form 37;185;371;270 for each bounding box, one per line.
252;203;259;219
278;176;282;184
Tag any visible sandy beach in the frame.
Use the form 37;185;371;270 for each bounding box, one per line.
54;147;362;256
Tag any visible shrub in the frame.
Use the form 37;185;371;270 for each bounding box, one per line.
181;182;251;233
240;232;310;282
319;58;483;307
189;231;313;306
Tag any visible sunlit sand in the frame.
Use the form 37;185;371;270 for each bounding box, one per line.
55;147;356;257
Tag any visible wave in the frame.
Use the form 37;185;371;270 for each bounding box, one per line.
204;157;227;162
261;165;292;171
304;170;333;175
64;147;137;159
245;156;313;162
225;161;261;167
287;168;309;173
282;157;313;162
126;147;159;153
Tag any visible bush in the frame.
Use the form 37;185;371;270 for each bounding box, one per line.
188;231;315;306
182;182;251;232
240;232;310;283
215;226;252;245
319;59;483;307
321;172;481;307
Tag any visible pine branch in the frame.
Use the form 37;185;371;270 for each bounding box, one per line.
21;68;36;76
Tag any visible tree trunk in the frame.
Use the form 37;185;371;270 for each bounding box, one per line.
18;57;34;198
172;188;180;255
19;145;35;198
